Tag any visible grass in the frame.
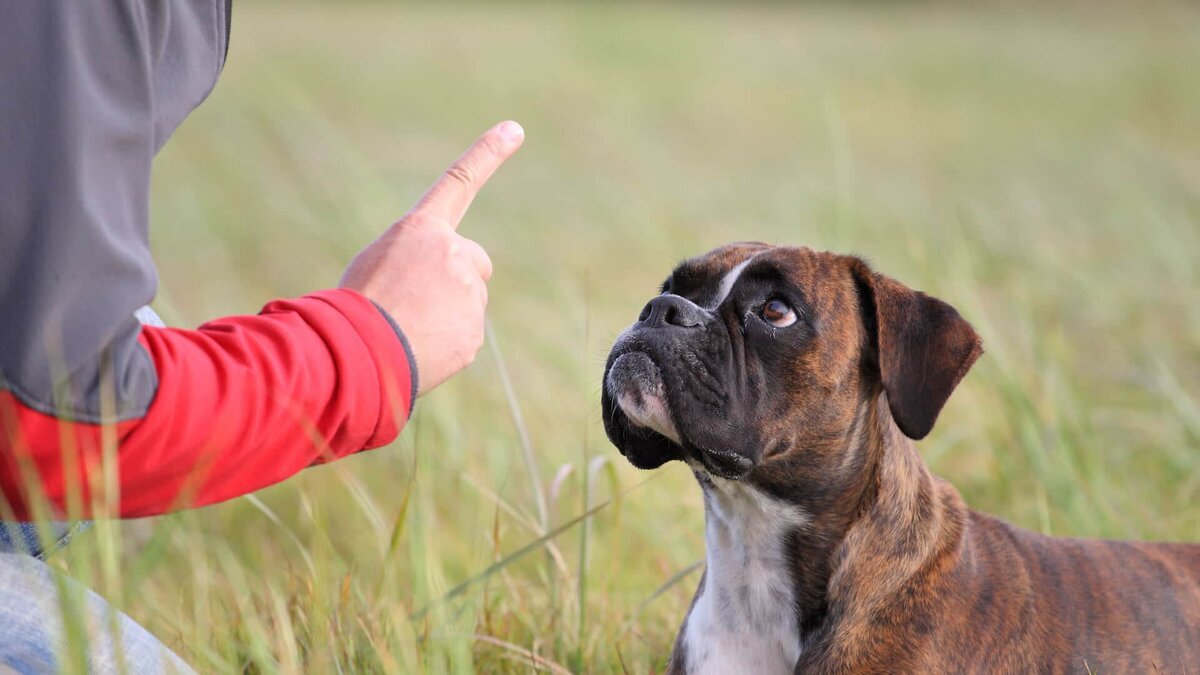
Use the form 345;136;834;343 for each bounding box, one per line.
42;2;1200;672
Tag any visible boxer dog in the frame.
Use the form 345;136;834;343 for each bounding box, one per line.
602;242;1200;674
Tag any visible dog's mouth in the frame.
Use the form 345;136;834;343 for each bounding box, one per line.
605;351;754;480
688;446;755;481
606;352;682;444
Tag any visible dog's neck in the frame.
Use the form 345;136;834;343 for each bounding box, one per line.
680;470;810;673
679;394;967;673
800;396;968;669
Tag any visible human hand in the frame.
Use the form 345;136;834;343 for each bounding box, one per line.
340;120;524;396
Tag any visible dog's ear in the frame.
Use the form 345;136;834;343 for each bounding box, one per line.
849;258;983;440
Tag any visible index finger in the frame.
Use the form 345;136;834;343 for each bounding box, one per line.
410;120;525;228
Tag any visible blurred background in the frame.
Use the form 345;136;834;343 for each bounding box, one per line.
60;2;1199;672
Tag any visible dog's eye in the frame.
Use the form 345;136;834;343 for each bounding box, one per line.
760;299;797;327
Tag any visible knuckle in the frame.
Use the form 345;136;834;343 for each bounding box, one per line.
477;134;504;158
443;163;476;188
466;239;493;279
452;233;471;254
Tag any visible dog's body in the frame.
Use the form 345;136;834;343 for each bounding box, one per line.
602;243;1200;674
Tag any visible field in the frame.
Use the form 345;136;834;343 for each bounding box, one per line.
53;2;1200;673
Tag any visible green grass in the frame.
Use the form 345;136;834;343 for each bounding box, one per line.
49;2;1200;672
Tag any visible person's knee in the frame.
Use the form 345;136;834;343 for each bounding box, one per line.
0;553;193;675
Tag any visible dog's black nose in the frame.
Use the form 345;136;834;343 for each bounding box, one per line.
638;294;707;329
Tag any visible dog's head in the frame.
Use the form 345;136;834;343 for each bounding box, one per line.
602;243;982;487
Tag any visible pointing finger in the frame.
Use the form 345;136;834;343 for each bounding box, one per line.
411;120;524;228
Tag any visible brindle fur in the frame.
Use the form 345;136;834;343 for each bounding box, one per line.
603;243;1200;674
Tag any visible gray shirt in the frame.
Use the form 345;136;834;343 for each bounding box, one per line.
0;1;230;422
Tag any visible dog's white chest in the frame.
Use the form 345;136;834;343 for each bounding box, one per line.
683;475;808;674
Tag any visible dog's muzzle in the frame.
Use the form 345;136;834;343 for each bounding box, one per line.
606;351;681;444
603;294;758;480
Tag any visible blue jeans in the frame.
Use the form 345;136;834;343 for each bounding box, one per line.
0;308;193;674
0;549;193;674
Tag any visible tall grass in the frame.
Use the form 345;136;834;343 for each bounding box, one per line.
43;2;1200;672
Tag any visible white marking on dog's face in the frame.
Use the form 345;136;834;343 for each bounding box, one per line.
683;471;808;674
703;254;759;311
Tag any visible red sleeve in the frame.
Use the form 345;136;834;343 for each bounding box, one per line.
0;289;415;519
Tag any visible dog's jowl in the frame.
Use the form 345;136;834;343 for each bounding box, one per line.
602;242;1200;674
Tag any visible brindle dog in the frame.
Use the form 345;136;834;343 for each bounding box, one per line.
602;242;1200;674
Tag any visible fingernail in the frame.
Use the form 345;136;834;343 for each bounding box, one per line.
497;120;525;146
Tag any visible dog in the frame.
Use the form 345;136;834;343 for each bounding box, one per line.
602;242;1200;674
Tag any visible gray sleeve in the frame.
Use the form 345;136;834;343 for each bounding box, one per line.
0;1;228;423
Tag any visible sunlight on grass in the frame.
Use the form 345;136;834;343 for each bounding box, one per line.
42;2;1200;672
